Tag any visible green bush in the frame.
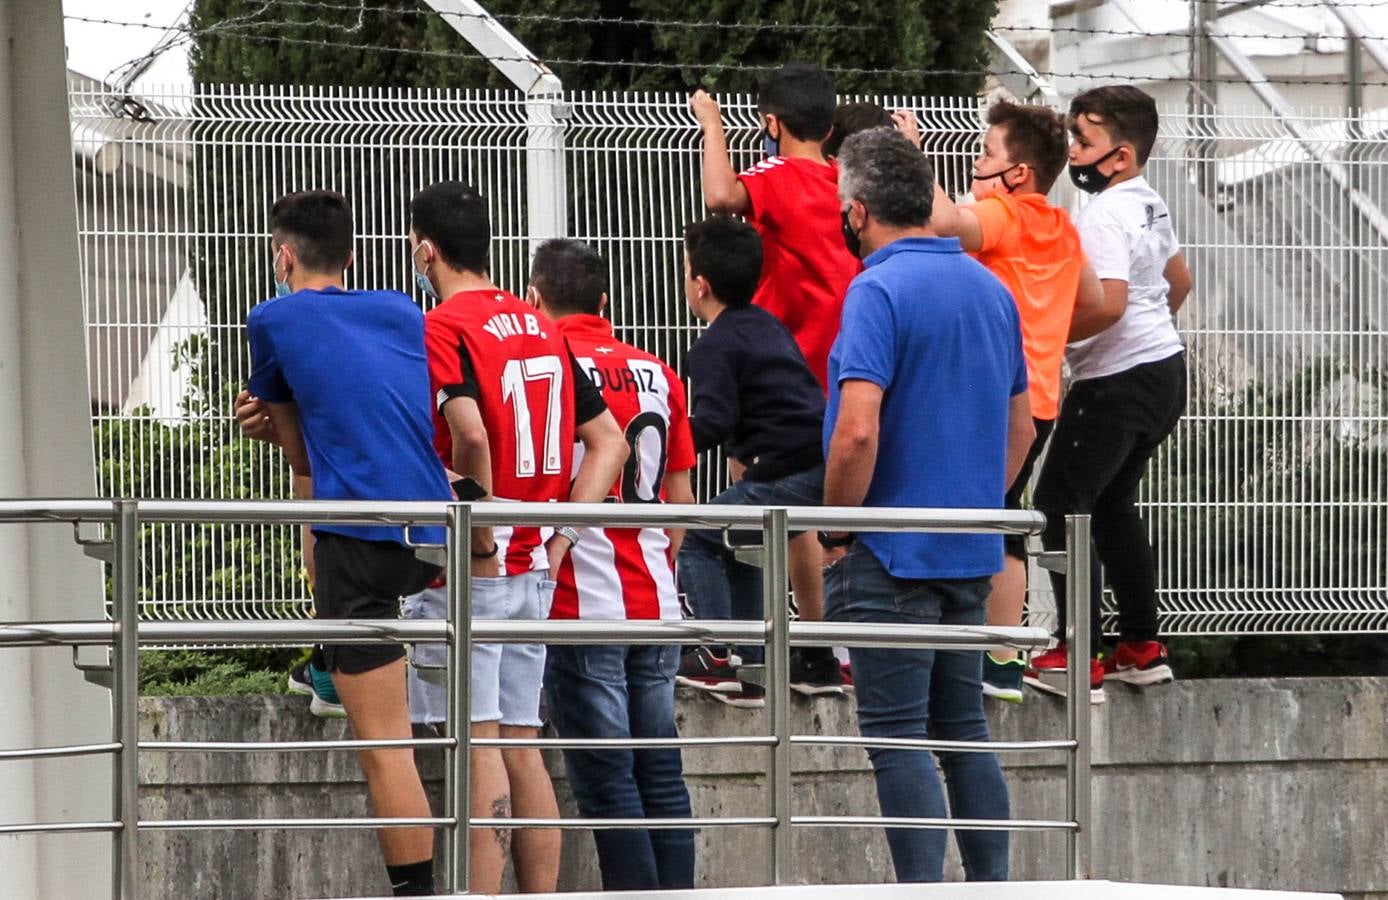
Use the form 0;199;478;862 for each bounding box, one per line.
97;338;308;696
1149;356;1387;678
96;335;306;620
140;648;306;696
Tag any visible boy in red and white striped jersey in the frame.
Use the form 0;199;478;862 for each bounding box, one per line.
527;239;697;891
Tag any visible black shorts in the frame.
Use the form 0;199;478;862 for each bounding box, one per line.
1004;417;1056;560
313;533;441;674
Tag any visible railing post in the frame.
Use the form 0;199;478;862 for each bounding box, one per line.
444;502;472;894
1064;514;1093;880
762;507;791;885
112;499;140;899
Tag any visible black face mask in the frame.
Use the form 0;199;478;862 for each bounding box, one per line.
1068;147;1123;194
841;208;863;259
973;163;1021;193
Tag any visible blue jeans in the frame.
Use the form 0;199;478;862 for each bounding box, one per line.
676;465;825;665
545;643;695;890
824;543;1010;883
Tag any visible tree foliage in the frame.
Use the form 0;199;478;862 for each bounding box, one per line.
189;0;995;96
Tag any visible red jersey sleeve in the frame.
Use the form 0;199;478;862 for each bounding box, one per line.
738;160;781;229
424;315;470;405
664;365;696;474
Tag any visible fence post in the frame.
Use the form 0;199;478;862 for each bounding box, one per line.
526;93;568;250
1064;514;1093;880
762;507;792;885
444;502;472;894
420;0;567;250
111;499;140;899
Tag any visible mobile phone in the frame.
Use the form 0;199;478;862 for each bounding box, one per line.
450;476;487;502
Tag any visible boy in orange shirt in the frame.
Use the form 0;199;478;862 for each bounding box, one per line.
931;101;1119;703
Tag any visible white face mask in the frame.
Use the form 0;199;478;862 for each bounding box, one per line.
273;247;291;298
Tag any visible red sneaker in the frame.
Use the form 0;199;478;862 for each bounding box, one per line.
1023;644;1105;704
839;662;854;692
1027;644;1069;674
1103;640;1174;686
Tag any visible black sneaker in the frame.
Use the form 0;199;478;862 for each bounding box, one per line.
287;660;346;718
713;680;766;708
287;661;314;697
982;652;1025;704
789;647;845;697
675;647;741;693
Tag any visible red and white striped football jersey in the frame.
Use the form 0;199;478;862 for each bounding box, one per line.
550;314;695;620
425;289;581;576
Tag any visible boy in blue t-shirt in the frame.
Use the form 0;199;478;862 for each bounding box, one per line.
240;190;450;897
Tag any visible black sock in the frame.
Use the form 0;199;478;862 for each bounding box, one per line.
385;859;435;896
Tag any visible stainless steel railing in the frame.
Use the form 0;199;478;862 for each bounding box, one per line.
0;498;1093;898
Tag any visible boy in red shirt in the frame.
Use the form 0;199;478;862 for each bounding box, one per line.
689;63;856;672
690;62;860;391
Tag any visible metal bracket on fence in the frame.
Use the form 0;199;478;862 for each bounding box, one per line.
412;547;446;567
1035;549;1067;574
722;528;766;568
72;522;114;564
72;646;113;690
402;526;447;567
738;662;767;688
721;527;764;552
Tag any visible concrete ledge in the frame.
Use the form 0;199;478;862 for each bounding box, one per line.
314;881;1345;900
138;677;1388;898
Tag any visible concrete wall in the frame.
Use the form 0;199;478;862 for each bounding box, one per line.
0;0;113;894
136;677;1387;898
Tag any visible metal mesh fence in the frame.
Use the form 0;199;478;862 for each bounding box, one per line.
69;83;1387;634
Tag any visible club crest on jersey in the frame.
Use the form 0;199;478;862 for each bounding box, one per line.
482;311;547;341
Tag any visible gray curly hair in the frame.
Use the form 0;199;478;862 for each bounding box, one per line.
837;127;934;228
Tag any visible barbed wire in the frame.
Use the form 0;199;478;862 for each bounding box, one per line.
68;0;873;36
68;13;1388;89
68;5;1388;43
994;23;1388;41
1195;0;1388;6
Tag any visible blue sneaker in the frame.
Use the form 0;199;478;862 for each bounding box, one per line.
288;661;346;718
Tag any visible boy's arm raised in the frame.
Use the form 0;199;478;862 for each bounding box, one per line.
929;183;984;252
691;90;751;215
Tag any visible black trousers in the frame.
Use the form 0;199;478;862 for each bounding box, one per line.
1033;352;1187;648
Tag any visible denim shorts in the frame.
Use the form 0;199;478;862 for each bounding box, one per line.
402;570;555;726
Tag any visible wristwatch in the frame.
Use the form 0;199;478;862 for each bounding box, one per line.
554;525;582;548
817;531;855;549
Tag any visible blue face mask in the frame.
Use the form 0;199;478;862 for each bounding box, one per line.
413;243;439;300
414;268;438;301
762;126;779;158
273;248;292;297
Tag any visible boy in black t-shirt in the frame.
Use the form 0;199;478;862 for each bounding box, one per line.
674;216;842;705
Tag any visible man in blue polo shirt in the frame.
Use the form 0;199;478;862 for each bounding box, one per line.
822;129;1035;884
242;190;452;897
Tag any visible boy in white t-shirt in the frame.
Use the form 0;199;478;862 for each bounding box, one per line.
1025;86;1193;701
